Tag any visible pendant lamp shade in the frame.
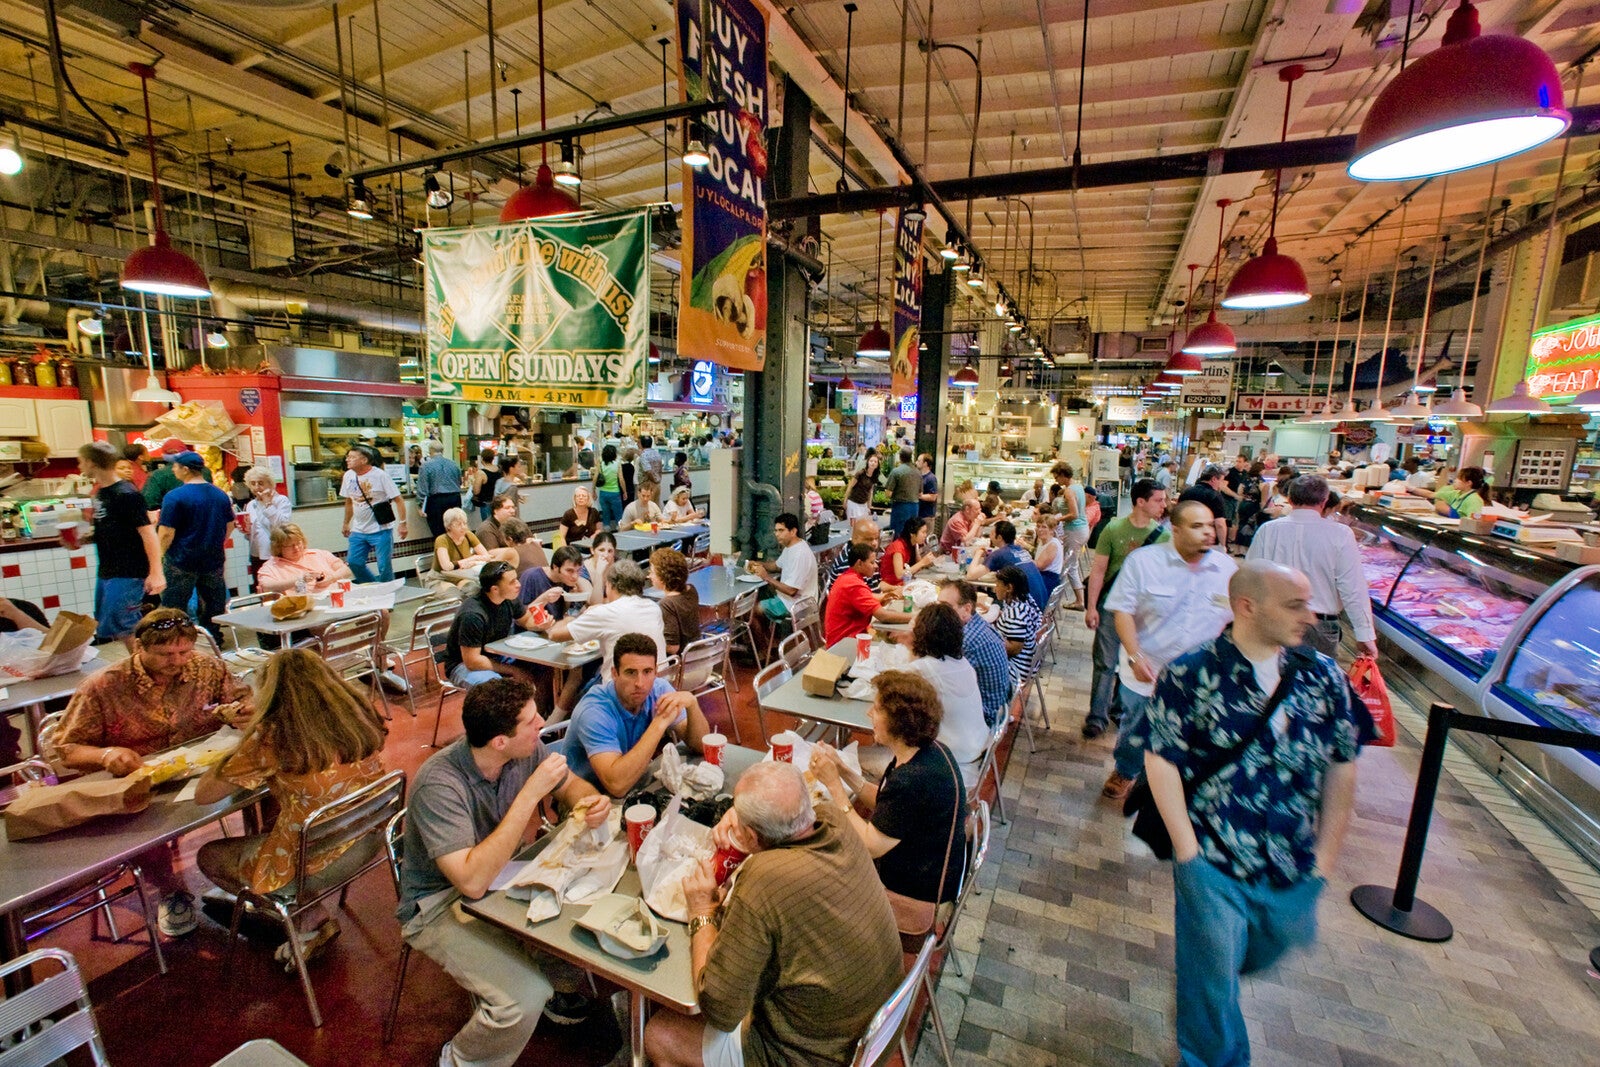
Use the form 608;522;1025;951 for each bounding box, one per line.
1180;311;1237;356
1485;379;1551;413
952;362;980;386
1222;241;1311;311
1253;417;1271;432
856;321;891;358
1155;372;1184;390
121;64;209;299
1431;387;1483;418
837;373;856;391
1389;393;1433;419
1349;0;1569;181
1571;386;1600;411
501;164;582;222
1165;349;1206;375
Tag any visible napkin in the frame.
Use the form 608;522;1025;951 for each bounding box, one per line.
635;794;712;922
762;738;862;803
577;894;667;957
656;746;725;799
509;804;627;923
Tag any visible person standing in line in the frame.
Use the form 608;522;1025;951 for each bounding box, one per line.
1179;465;1231;550
1054;464;1091;610
1145;561;1365;1067
636;434;664;485
143;438;212;522
1246;474;1378;661
917;453;939;520
341;445;408;584
1081;479;1168;740
1155;460;1178;492
1099;500;1237;801
416;441;465;539
78;442;165;647
594;444;625;529
886;448;922;533
158;452;236;641
241;467;292;584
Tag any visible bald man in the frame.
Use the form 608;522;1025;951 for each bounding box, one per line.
821;516;884;596
1143;560;1368;1067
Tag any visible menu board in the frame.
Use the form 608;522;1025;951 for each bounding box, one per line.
1511;440;1574;490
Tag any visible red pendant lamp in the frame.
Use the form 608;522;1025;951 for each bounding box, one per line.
1223;67;1310;309
1167;264;1209;374
836;372;856;391
121;64;210;298
952;361;980;386
1181;207;1237;356
857;211;892;357
1349;0;1569;182
501;0;582;221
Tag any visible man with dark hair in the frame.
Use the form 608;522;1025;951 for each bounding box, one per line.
637;434;664;484
539;558;666;718
1081;478;1170;739
916;453;939;519
937;580;1014;726
821;517;883;596
822;542;912;647
565;633;710;795
967;519;1048;609
417;439;465;539
518;545;591;618
749;512;819;630
886;448;922;532
400;678;611;1064
341;444;408;583
79;441;165;647
157;451;235;641
445;561;543;687
1179;465;1230;548
1247;474;1377;660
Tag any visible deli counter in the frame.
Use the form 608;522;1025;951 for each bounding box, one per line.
1343;504;1600;866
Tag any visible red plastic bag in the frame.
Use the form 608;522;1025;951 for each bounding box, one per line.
1348;656;1396;747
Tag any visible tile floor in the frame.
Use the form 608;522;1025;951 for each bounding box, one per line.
25;600;1600;1066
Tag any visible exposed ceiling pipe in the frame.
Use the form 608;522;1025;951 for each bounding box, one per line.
209;279;422;334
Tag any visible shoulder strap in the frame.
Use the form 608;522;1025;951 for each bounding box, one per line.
930;744;963;906
1139;523;1165;548
1185;645;1307;794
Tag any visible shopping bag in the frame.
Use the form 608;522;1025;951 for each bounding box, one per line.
1348;656;1396;747
5;774;153;840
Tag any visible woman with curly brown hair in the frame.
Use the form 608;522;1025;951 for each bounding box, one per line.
811;670;967;905
650;547;701;655
194;646;388;967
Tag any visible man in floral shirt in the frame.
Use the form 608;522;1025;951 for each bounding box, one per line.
1144;560;1367;1067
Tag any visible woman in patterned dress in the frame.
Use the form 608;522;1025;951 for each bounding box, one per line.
194;647;388;967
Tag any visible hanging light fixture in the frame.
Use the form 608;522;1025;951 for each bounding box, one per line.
1486;380;1551;414
502;0;582;221
1182;206;1238;355
951;250;972;273
346;182;374;220
423;172;453;209
0;128;21;176
121;64;211;299
682;122;711;168
966;263;985;289
205;328;229;349
77;313;104;337
837;372;856;391
1170;263;1212;373
952;361;980;386
1349;0;1570;182
553;138;582;187
130;372;182;405
1223;66;1311;309
857;210;892;358
1253;415;1271;432
940;240;961;261
1265;360;1283;381
1435;171;1501;420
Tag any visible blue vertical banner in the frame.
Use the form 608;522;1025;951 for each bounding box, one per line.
676;0;769;372
890;208;924;398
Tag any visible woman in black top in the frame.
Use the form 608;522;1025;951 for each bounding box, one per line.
845;450;881;521
812;669;967;905
672;451;693;491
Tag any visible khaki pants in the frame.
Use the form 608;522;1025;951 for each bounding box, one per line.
406;901;567;1067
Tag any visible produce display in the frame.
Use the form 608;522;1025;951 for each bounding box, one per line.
1387;559;1531;664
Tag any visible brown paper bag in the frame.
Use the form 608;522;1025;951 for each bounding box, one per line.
270;595;313;620
801;650;849;697
37;610;97;656
4;775;153;840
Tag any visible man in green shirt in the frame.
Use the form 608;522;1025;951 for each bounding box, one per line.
142;438;212;521
1081;477;1170;739
885;448;922;533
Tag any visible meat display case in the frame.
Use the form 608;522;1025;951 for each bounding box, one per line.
1343;504;1600;867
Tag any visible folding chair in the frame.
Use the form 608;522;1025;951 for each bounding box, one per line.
750;660;792;746
972;718;1010;823
1015;620;1053;751
314;612;394;719
425;620;463;748
385;596;460;717
762;595;819;666
846;935;938;1067
674;634;737;743
714;587;762;667
776;630;811;672
922;801;992;1049
221;770;406;1027
221;592;280;652
0;948;110;1067
381;810;410;1043
193;627;225;661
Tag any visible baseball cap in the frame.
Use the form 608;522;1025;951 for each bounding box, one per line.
173;451;207;471
159;438;190;457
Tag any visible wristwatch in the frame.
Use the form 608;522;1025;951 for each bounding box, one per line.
687;913;718;937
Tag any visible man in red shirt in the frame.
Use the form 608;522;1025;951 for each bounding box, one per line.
824;543;914;647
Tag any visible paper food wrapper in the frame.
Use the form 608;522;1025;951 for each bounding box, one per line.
340;578;407;612
902;579;940;611
508;805;627;924
843;642;910;698
763;738;862;804
635;794;712;923
656;746;724;799
576;893;667;957
147;400;242;447
141;726;244;785
6;773;152;840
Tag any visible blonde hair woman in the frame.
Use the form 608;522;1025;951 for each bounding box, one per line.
194;648;388;965
434;506;494;577
257;524;352;594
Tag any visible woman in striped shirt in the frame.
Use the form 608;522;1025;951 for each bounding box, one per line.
993;565;1043;692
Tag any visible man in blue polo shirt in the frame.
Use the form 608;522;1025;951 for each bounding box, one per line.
158;451;235;640
968;520;1049;609
565;633;711;797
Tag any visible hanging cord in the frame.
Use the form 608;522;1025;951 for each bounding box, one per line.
1371;194;1412;410
1346;229;1377;408
838;3;856;194
1071;0;1088;183
1458;163;1499;393
1408;176;1450;395
1325;276;1348;412
537;0;548;164
1527;62;1584;332
41;0;122;150
331;4;353;169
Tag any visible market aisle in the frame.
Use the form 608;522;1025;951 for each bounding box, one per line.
916;616;1600;1066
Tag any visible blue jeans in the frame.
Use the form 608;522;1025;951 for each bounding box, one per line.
450;663;503;687
160;561;228;641
347;528;394;583
1173;856;1323;1067
95;577;148;642
1086;612;1121;730
1112;681;1153;779
889;501;918;534
598;490;624;529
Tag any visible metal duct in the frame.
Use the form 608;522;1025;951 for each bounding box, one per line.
209;280;422;334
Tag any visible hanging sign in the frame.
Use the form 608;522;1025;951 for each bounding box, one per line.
1103;397;1144;423
676;0;769;372
1527;313;1600;401
422;211;651;409
238;387;261;415
1178;363;1234;408
890;208;924;397
1236;394;1318;414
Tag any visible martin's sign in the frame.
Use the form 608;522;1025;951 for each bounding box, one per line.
1236;394;1318;414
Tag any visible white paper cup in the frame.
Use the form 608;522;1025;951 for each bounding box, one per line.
625;803;656;859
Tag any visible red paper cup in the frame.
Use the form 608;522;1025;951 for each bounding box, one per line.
58;522;81;550
712;845;747;886
330;589;346;608
702;732;726;766
338;580;353;593
234;511;251;536
856;633;872;662
529;603;551;627
625;803;656;860
651;522;660;534
771;731;795;763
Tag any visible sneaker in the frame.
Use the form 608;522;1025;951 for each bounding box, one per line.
380;670;411;693
1100;771;1136;802
158;890;198;937
542;990;595;1025
1081;721;1106;741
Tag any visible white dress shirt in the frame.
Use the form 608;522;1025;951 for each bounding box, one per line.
904;655;988;788
1103;543;1237;696
1246;508;1377;642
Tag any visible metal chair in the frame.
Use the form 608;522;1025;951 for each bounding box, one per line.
776;630;812;672
675;634;737;743
385;596;460;718
381;810;410;1044
719;587;762;667
762;595;820;666
0;948;110;1067
750;660;792;746
314;611;394;719
690;531;711;558
221;592;280;652
918;801;992;1065
193;627;225;660
1030;618;1056;734
425;620;463;748
972;718;1010;824
221;770;407;1028
846;935;938;1067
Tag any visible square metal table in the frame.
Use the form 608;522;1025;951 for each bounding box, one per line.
209;583;433;636
575;523;709;557
485;634;604;671
207;1040;310;1067
643;565;745;611
461;744;764;1067
756;639;875;735
1;644;130;758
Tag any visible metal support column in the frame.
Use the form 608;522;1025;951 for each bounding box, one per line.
740;76;813;559
916;267;953;513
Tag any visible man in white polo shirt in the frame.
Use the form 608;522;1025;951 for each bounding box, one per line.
1100;499;1237;801
749;512;818;646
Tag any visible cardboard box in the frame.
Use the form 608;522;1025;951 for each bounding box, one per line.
801;650;849;698
1556;541;1600;564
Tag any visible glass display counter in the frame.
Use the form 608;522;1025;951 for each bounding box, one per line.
944;458;1051;500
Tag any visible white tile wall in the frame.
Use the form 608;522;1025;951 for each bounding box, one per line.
1;538;252;617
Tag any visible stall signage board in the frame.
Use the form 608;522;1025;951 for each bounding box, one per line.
676;0;769;372
898;395;918;421
1179;363;1233;408
1103;397;1143;423
857;394;886;416
1526;313;1600;401
890;208;924;398
422;211;651;409
238;387;261;415
1236;393;1317;414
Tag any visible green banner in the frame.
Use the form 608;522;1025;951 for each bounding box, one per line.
423;210;651;408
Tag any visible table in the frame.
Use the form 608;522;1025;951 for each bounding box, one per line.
485;634;605;671
644;566;750;611
462;745;764;1067
210;583;432;636
757;639;874;735
1;644;130;758
0;778;264;961
208;1039;311;1067
575;523;709;556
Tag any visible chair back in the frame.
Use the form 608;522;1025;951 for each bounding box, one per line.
0;758;56;811
193;628;225;660
383;810;405;895
847;935;938;1067
792;598;823;647
227;592;281;612
691;531;711;557
677;634;729;691
318;611;386;666
293;770;407;901
776;631;811;671
753;661;792;701
406;597;461;652
728;587;760;621
940;800;991;950
0;948;109;1067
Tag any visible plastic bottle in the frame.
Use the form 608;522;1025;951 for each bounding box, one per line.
295;577;308;594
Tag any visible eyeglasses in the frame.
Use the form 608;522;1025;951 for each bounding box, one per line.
137;616;197;637
481;563;514;585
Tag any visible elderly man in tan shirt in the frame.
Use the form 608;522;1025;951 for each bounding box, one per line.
643;761;903;1067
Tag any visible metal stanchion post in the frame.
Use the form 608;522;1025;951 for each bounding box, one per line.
1350;701;1456;942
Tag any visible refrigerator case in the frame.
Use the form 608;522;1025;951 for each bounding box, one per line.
1345;504;1600;866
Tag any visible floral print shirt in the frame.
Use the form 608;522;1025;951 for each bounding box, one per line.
57;653;251;756
1145;633;1366;887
